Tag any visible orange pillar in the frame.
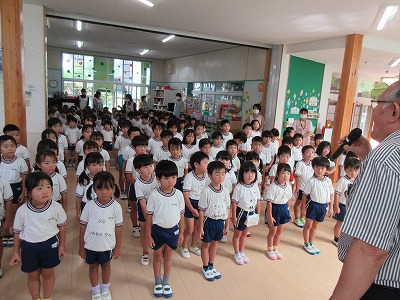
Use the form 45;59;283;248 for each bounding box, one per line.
1;0;26;145
330;34;363;181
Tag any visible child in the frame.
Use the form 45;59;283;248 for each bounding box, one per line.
76;152;104;223
261;130;275;182
315;141;335;174
283;126;295;137
268;145;291;183
76;140;100;180
226;140;240;174
265;163;293;260
251;136;267;171
3;124;31;172
198;161;230;281
313;134;323;148
79;172;122;300
134;154;158;266
293;145;315;228
41;128;58;144
220;120;233;149
125;135;149;237
139;114;153;138
148;123;163;156
251;119;261;137
101;119;114;151
210;131;224;160
338;151;358;177
0;175;12;277
246;152;263;191
48;117;68;164
153;130;173;164
301;156;334;255
181;151;210;259
113;120;132;199
199;138;213;162
146;160;184;298
75;124;94;166
10;172;67;300
131;111;142;127
292;133;304;165
194;122;207;146
91;131;111;172
182;129;198;161
122;127;141;170
168;138;188;192
37;139;67;179
233;132;249;156
241;123;253;151
231;162;261;265
167;118;183;141
333;157;360;246
270;128;280;156
281;136;295;170
216;151;237;195
34;150;68;211
65;116;81;167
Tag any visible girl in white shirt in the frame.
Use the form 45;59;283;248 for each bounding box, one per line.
182;129;198;163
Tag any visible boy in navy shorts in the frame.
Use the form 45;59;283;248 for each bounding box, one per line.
199;161;230;281
301;157;334;255
146;160;184;298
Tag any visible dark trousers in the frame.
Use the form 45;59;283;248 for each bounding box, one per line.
361;284;400;299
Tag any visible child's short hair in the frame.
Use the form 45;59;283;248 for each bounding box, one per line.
47;117;62;128
225;139;238;149
283;127;294;137
344;157;361;170
161;130;173;139
141;114;149;120
238;161;257;184
261;130;273;138
312;156;330;169
183;129;196;146
128;126;141;137
233;132;247;143
68;116;78;124
190;151;209;170
194;122;205;131
37;139;58;154
87;171;120;200
83;114;95;123
198;138;212;149
0;135;17;146
251;119;260;128
119;119;132;129
152;122;163;131
167;118;179;129
315;141;331;158
276;163;292;176
102;119;112;126
251;136;263;145
3;124;20;134
277;145;291;157
242;123;251;130
25;172;53;197
41;129;58;141
207;161;226;175
91;131;104;141
271;128;280;137
220;119;230;127
81;124;94;134
132;135;148;147
133;154;153;169
79;152;104;186
83;140;99;151
216;150;232;161
282;136;294;146
35;150;57;166
168;137;182;150
246;151;260;162
293;133;303;140
155;160;178;178
302;145;315;154
314;133;323;141
211;131;223;140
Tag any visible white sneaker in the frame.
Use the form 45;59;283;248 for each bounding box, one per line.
210;266;221;279
132;227;140;238
241;253;250;264
189;246;201;256
141;254;149;266
234;253;244;265
201;267;215;281
310;243;321;254
274;250;283;260
303;243;316;255
0;267;3;278
126;206;131;213
220;236;228;243
101;289;112;300
181;248;190;259
121;192;128;200
91;293;101;300
266;250;277;260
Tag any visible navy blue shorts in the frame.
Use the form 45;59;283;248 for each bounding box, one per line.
68;145;76;151
234;208;255;231
117;155;124;170
78;155;84;164
128;183;137;202
103;141;113;151
151;224;179;251
333;203;346;222
184;198;199;219
21;235;60;273
10;182;22;204
81;201;86;212
266;203;291;226
85;248;113;265
175;177;184;192
297;189;310;201
306;200;328;222
137;200;146;222
202;218;224;243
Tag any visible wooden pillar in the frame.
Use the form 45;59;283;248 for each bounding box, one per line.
1;0;26;145
261;48;272;129
330;34;363;181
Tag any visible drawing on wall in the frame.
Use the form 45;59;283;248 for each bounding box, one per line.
242;81;263;122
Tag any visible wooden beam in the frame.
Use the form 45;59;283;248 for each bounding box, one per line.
330;34;363;181
261;48;271;130
1;0;26;145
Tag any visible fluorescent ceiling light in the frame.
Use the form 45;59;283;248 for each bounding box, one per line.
388;57;400;67
162;35;176;43
138;0;154;7
140;49;150;55
76;20;82;31
377;5;399;30
76;41;84;48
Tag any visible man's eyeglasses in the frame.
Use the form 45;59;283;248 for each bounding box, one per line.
370;100;393;109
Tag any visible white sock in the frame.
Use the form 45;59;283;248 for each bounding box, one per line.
91;284;100;295
101;282;110;292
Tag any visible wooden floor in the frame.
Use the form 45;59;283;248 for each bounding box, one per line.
0;168;342;300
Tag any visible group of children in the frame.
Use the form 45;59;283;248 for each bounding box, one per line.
0;104;361;299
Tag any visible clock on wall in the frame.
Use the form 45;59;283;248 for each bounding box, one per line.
49;80;58;88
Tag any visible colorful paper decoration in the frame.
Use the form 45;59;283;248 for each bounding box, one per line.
100;62;104;66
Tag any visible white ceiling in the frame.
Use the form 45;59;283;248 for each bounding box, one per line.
26;0;400;78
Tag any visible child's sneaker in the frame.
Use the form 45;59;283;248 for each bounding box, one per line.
294;219;304;228
303;243;316;255
126;203;131;213
91;293;101;300
219;236;228;243
132;226;140;238
266;250;277;260
300;217;306;225
310;243;321;254
0;267;3;278
7;237;13;247
2;237;7;247
141;253;149;266
181;248;190;259
162;284;173;298
234;253;244;265
210;266;222;279
121;192;128;200
201;267;215;281
101;289;112;300
189;246;201;256
246;232;252;237
241;253;250;264
153;284;163;298
274;250;283;260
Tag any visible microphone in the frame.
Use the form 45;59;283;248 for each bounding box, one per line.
331;128;362;161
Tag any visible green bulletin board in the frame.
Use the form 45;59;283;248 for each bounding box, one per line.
283;56;325;133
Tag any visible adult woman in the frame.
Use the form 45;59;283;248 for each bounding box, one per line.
293;108;314;146
92;91;103;111
124;94;136;114
247;104;265;131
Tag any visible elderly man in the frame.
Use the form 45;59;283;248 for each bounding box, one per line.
331;81;400;299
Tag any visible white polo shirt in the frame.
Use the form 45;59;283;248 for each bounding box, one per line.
80;198;123;252
153;146;171;163
75;139;86;157
265;181;293;204
50;172;67;202
270;140;279;155
262;145;274;165
210;145;224;160
303;175;334;204
231;156;241;173
292;146;303;161
101;129;114;142
57;134;68;161
0;177;13;219
173;132;183;141
199;184;230;220
114;135;131;156
16;144;30;161
183;171;210;201
65;127;81;144
148;138;163;155
295;160;314;191
222;170;237;193
182;144;198;161
122;145;136;161
169;156;188;178
335;175;354;205
76;176;96;204
221;132;233;149
125;156;140;181
57;161;67;178
269;163;279;178
135;174;159;203
0;155;28;183
232;182;260;211
99;148;110;163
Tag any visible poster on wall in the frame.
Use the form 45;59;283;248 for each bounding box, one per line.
242;81;263;123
